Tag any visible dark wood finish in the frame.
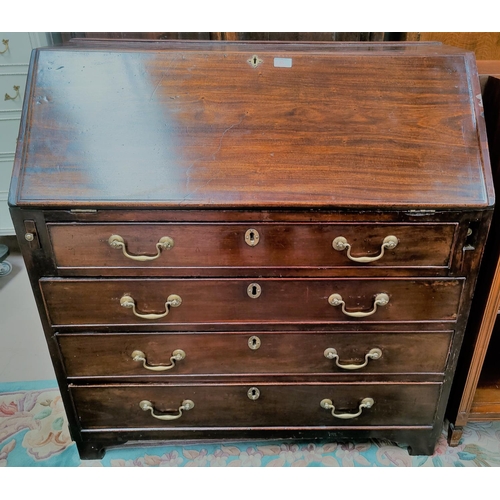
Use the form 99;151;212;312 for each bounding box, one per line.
70;383;441;428
9;42;493;210
57;331;453;379
40;277;463;327
9;41;493;459
446;62;500;445
47;222;457;270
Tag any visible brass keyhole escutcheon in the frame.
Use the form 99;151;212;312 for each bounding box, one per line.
247;283;262;299
247;387;260;400
247;55;263;68
248;336;261;350
245;228;260;247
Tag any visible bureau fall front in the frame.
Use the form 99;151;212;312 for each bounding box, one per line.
9;40;493;459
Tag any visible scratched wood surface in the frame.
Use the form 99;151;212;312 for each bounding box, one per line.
9;41;493;209
8;41;495;460
47;221;457;270
57;331;452;379
40;277;463;328
71;382;441;428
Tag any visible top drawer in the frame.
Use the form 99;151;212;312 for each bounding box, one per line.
0;33;34;66
47;222;458;272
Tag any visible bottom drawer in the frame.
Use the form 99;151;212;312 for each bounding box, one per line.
71;383;440;429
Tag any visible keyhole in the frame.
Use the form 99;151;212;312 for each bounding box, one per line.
245;228;260;246
247;55;262;68
247;283;261;298
247;386;260;400
248;335;261;350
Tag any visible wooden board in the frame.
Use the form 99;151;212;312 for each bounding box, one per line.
9;41;493;210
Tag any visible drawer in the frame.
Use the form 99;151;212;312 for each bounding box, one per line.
0;74;26;112
47;222;458;270
0;115;19;155
70;382;441;429
0;33;36;66
58;331;452;378
41;277;464;327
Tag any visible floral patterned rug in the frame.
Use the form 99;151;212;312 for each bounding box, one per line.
2;381;500;467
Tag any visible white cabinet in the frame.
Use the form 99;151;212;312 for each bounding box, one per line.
0;33;55;235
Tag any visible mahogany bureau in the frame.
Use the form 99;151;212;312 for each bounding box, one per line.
9;40;494;459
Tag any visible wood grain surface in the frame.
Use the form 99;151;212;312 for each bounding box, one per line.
9;41;493;209
47;222;457;270
71;382;441;428
57;331;452;378
40;277;464;327
9;40;494;458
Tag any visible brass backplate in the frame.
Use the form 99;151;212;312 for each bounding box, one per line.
248;336;261;350
245;228;260;247
247;283;262;298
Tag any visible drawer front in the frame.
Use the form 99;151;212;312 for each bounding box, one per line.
0;116;19;155
58;331;452;377
47;222;457;270
0;74;25;112
71;383;441;429
41;278;463;327
0;32;36;65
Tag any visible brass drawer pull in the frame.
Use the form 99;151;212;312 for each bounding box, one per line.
328;293;389;318
4;85;20;101
139;399;194;421
324;347;382;370
108;234;174;261
120;294;182;320
132;349;186;371
332;235;398;263
0;39;8;55
320;397;374;420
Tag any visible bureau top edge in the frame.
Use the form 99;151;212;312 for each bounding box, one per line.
62;39;464;55
7;200;496;211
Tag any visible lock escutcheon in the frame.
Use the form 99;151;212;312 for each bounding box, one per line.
245;228;260;247
247;283;262;298
248;336;261;350
247;387;260;400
